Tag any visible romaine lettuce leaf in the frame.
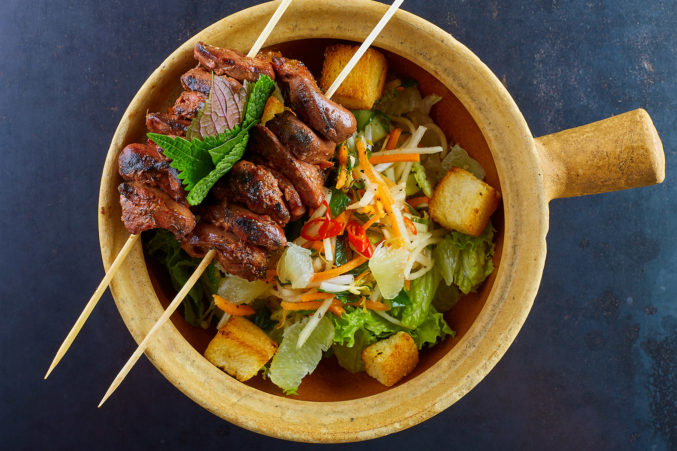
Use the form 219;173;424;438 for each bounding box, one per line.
400;269;441;329
433;224;495;294
409;308;454;348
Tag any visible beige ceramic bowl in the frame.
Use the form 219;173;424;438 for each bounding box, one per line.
98;0;665;443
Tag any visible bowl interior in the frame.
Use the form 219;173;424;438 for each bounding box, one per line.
139;38;504;402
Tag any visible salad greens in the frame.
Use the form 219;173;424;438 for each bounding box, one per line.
145;230;222;328
434;223;496;295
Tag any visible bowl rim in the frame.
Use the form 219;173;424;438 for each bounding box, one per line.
98;0;549;442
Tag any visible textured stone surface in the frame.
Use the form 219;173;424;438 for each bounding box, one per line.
1;0;674;449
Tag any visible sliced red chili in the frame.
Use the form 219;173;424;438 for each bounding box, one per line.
346;220;373;258
403;217;418;235
301;201;345;241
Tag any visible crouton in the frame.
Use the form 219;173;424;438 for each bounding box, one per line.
320;44;388;110
204;316;278;382
362;332;418;387
261;96;285;125
429;167;501;236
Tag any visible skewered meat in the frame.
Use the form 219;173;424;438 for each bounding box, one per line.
180;66;243;96
250;124;326;209
169;91;207;120
216;161;290;226
194;42;275;82
182;223;268;281
272;57;356;142
203;201;287;251
118;182;196;239
266;110;336;164
254;164;306;221
118;143;187;203
146;112;190;136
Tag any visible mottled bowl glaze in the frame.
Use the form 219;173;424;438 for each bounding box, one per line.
98;0;664;442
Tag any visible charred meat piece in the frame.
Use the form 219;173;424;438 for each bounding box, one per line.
169;90;206;120
266;110;336;164
217;160;290;225
182;223;268;281
250;125;326;209
118;143;187;203
146;112;190;136
194;42;275;82
255;164;307;221
180;66;243;96
203;201;287;251
118;182;196;239
272;57;356;143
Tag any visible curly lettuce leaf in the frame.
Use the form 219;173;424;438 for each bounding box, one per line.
433;224;496;294
333;328;375;373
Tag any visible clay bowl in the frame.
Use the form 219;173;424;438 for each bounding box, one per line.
98;0;665;443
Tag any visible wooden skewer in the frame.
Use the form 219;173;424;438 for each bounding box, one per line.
99;0;405;406
97;0;296;405
98;249;216;407
324;0;404;99
246;0;293;58
44;233;140;379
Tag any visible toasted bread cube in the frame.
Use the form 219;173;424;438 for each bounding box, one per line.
429;167;501;236
320;44;388;110
204;316;278;382
261;96;285;125
362;332;418;387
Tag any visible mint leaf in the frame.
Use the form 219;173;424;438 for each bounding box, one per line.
147;133;214;191
187;75;246;140
186;131;250;205
244;75;275;125
328;187;351;217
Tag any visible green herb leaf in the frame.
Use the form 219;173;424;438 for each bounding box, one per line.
187;131;250;205
328;187;351;217
147;134;214;192
334;237;349;267
400;268;440;329
244;75;275;125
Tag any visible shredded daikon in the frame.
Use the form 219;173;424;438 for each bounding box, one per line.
297;297;333;348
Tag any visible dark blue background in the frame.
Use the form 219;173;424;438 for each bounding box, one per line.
1;1;674;449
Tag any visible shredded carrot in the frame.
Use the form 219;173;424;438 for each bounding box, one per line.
302;240;325;252
335;144;349;189
213;295;255;316
407;196;430;208
265;269;277;283
329;304;345;316
348;300;390;311
281;299;342;311
363;211;385;230
335;210;350;233
405;279;411;291
311;255;368;282
300;291;335;302
363;300;389;311
356;140;403;240
386;128;402;150
369;153;420;165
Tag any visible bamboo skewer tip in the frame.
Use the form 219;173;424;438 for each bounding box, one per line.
44;233;140;379
97;250;216;407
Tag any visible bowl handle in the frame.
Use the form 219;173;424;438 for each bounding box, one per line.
535;108;665;201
